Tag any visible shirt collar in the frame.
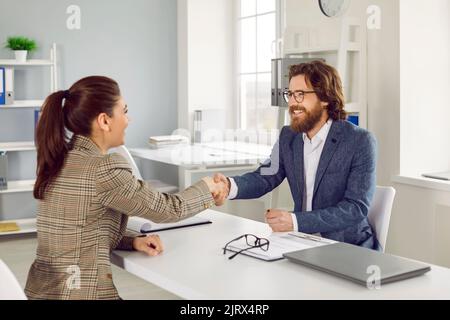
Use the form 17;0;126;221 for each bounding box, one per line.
70;134;103;155
302;119;333;145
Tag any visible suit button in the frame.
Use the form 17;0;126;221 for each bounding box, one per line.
107;273;113;280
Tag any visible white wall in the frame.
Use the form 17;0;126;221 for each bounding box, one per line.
178;0;236;135
399;0;450;176
388;0;450;267
0;0;180;220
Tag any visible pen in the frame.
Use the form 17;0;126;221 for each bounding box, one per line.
288;232;328;243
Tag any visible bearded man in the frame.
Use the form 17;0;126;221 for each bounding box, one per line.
214;60;379;250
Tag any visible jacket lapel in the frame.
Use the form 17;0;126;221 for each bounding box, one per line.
313;121;343;196
292;133;305;209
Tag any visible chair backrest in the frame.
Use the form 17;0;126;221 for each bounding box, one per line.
367;186;396;252
0;259;27;300
109;145;143;180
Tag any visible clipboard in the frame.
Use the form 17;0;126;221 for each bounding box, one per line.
223;233;332;262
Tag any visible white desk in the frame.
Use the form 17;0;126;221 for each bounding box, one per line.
112;210;450;300
129;141;272;169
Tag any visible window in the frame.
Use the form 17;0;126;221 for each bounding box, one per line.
237;0;280;130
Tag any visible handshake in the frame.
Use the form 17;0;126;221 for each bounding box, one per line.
202;173;230;206
201;174;294;232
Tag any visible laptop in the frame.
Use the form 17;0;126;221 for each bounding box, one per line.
422;171;450;181
283;242;431;286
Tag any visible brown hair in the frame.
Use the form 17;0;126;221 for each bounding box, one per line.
289;60;346;121
34;76;121;199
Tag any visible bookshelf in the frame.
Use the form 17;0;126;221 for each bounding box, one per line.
0;43;58;236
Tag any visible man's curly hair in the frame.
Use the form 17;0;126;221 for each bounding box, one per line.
289;60;347;121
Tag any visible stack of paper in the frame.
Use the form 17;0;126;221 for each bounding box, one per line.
148;135;189;149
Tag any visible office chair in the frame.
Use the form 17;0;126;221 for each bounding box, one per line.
110;145;178;193
109;145;143;180
367;186;396;252
0;259;27;300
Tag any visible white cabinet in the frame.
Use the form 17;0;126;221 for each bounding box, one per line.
0;43;58;235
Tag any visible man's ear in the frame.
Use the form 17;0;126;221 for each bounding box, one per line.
321;101;329;109
97;113;111;132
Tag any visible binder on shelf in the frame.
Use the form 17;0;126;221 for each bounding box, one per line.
348;113;359;126
5;67;14;105
0;151;8;190
0;67;5;105
34;109;42;129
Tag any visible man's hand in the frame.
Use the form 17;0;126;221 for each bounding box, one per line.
213;173;230;206
133;234;164;256
202;176;229;206
265;209;294;232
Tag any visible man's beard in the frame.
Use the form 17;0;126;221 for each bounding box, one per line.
290;102;324;133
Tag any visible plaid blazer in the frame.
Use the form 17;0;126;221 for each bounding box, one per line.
25;135;214;300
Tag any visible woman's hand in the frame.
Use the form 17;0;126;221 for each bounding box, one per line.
202;176;229;205
132;234;164;256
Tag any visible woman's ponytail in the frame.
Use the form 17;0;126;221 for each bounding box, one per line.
33;90;69;199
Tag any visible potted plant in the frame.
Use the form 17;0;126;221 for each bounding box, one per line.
4;36;37;62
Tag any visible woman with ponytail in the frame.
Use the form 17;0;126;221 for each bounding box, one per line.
25;76;227;300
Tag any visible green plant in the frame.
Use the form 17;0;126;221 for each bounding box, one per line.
4;36;37;51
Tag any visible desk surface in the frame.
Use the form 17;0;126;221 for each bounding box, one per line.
111;210;450;300
129;141;272;168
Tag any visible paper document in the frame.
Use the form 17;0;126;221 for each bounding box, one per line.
127;216;211;233
224;233;333;261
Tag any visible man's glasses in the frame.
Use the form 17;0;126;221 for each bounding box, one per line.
283;90;315;103
223;234;270;260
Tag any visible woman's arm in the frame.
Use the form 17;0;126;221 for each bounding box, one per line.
95;153;220;223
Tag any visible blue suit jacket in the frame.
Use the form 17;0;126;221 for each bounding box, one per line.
232;120;379;250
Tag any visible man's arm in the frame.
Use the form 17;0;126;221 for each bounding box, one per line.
295;132;377;234
227;136;287;200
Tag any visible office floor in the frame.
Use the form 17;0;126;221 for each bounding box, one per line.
0;233;180;300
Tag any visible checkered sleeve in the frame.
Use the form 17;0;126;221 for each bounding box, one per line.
96;153;215;223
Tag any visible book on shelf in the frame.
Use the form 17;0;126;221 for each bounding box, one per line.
34;109;42;129
0;222;20;233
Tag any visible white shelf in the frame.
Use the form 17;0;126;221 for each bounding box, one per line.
284;45;361;56
0;180;35;194
0;44;57;233
0;59;53;66
392;175;450;193
0;100;43;109
0;141;36;152
284;46;339;55
0;218;36;236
